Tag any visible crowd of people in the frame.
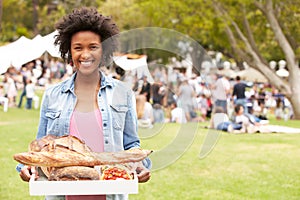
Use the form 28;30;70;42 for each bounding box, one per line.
115;66;294;131
0;57;294;129
0;58;73;111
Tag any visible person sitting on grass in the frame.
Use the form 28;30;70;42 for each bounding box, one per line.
136;94;154;128
170;102;187;123
233;104;269;133
209;106;243;133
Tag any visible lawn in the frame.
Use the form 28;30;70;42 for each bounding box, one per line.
0;106;300;200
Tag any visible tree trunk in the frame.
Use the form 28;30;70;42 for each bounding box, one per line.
0;0;2;33
289;93;300;119
287;69;300;119
32;0;38;35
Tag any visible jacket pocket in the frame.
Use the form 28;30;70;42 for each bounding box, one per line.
110;105;128;130
45;110;61;134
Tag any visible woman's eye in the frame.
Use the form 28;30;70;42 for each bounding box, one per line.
74;47;81;50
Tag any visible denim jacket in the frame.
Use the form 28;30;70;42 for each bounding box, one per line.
17;71;151;200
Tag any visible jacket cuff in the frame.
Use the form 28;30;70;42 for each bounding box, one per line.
142;157;152;169
16;163;24;173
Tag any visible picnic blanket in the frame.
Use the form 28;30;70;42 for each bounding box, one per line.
259;125;300;134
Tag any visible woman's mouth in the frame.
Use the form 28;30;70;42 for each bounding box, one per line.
80;61;93;67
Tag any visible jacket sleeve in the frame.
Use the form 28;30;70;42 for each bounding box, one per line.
36;88;50;139
123;88;152;169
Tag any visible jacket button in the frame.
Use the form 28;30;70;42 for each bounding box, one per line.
103;123;107;127
105;140;109;144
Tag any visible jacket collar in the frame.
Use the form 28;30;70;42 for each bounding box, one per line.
61;70;114;93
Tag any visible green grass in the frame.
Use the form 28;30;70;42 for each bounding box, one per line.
0;106;300;200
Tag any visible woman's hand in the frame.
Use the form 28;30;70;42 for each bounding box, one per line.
19;165;39;182
136;163;151;183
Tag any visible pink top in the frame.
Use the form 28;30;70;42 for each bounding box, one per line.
66;109;105;200
69;109;104;152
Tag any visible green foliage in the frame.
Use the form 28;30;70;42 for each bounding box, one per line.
1;0;32;40
1;0;300;63
0;0;101;41
16;27;29;37
37;5;66;35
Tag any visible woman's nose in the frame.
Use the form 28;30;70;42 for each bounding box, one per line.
81;50;91;59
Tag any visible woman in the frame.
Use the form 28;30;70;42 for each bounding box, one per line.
17;7;151;200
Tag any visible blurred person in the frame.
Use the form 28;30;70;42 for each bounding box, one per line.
152;103;165;123
25;79;35;109
151;79;165;105
136;95;154;128
209;106;243;133
49;58;59;80
17;66;28;108
0;83;8;112
18;63;33;108
16;7;151;200
232;76;250;113
211;73;230;114
275;98;285;120
283;97;293;120
177;77;196;121
197;93;209;121
233;104;269;133
3;72;17;107
32;59;43;80
166;82;176;107
139;75;151;102
257;86;266;113
170;102;187;123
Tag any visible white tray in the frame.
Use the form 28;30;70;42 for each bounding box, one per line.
29;174;138;196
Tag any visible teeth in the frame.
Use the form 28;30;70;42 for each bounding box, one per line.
81;61;92;65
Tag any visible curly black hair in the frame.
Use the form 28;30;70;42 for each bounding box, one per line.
54;7;119;66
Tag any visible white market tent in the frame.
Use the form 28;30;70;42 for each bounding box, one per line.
0;31;60;74
0;36;32;73
217;68;237;79
42;31;61;58
236;68;268;83
113;54;154;83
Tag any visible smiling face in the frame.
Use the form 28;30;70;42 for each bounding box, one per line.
71;31;102;76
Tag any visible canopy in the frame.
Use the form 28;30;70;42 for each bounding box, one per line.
43;31;61;58
236;68;268;83
113;54;154;83
217;68;237;78
0;31;60;74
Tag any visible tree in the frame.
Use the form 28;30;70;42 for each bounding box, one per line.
208;0;300;119
102;0;300;118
